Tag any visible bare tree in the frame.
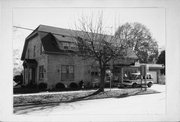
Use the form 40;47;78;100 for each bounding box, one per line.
115;22;158;63
73;14;129;92
13;49;23;76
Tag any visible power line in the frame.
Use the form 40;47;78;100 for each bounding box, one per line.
13;26;34;31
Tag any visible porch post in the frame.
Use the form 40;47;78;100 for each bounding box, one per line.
23;69;25;85
27;66;30;84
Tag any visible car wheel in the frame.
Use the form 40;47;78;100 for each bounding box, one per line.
132;83;137;88
147;82;152;87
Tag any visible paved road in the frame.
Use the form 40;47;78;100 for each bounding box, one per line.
14;84;166;116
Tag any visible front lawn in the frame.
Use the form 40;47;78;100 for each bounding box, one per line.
14;88;159;106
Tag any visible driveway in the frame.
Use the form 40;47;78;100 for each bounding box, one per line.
14;84;166;116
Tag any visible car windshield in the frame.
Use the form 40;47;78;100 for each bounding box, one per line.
129;74;140;80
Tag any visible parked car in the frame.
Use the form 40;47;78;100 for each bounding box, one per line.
118;72;153;88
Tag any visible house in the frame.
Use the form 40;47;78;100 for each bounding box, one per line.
21;25;138;89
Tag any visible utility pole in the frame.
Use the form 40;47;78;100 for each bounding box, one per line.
13;26;34;31
140;65;147;91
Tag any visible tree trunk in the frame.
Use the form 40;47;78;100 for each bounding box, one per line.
98;67;106;92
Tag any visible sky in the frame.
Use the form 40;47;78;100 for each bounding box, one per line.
12;7;166;54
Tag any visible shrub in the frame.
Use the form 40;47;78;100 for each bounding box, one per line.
105;82;110;88
69;82;78;89
118;83;125;88
25;82;37;89
38;82;47;90
84;82;93;89
13;87;39;94
55;82;65;90
78;80;84;89
13;74;23;85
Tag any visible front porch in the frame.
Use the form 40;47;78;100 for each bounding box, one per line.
23;59;38;85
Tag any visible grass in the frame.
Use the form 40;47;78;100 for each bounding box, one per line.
13;88;159;107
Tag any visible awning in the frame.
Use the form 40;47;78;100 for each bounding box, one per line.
23;59;37;68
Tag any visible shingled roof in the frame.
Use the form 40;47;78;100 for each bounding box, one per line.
21;25;138;60
21;25;77;60
41;33;61;52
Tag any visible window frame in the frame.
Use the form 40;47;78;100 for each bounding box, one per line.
27;49;30;59
33;45;36;57
63;42;69;50
40;44;43;55
61;65;74;81
39;65;44;80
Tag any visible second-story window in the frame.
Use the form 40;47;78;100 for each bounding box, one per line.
63;42;69;49
70;43;76;50
40;44;44;55
33;45;36;57
27;49;30;59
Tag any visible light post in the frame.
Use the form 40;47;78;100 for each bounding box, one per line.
140;65;147;91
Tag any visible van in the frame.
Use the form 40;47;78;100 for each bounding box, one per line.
118;72;153;88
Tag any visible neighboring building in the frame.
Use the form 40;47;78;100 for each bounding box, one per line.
21;25;138;89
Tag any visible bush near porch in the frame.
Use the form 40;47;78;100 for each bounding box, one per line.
13;81;117;94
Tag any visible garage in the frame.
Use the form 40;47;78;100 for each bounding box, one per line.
149;71;157;84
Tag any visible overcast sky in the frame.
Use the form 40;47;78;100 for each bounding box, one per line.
12;7;166;53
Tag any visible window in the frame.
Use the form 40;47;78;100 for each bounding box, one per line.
70;43;76;50
39;65;44;80
63;43;69;49
40;44;44;55
91;71;99;76
61;42;76;50
33;46;36;57
61;65;74;81
27;49;30;59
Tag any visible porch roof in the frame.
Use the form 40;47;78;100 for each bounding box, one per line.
23;59;37;68
131;63;164;70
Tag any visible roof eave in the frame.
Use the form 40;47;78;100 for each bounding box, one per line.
21;32;39;60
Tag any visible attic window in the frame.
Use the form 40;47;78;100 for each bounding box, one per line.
63;42;69;49
64;46;68;49
28;49;30;59
40;44;44;54
70;43;76;49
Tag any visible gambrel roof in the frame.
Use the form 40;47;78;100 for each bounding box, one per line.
21;25;138;60
21;25;78;60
